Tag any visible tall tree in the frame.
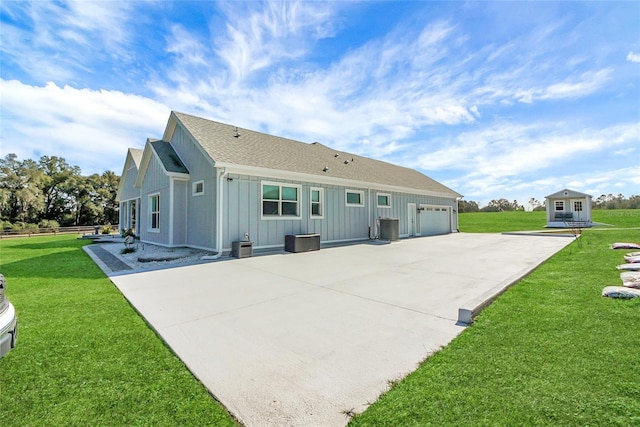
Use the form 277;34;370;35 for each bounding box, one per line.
0;154;46;222
38;156;81;222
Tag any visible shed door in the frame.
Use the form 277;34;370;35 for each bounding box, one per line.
419;206;451;236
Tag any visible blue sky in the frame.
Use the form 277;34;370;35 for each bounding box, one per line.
1;1;638;207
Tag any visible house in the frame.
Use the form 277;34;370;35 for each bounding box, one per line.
545;188;593;228
115;111;462;254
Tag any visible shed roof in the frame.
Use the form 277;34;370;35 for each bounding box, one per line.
167;111;460;197
545;188;592;199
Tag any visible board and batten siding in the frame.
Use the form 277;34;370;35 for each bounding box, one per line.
169;124;218;249
139;156;171;246
373;192;457;236
119;161;140;202
220;173;458;250
222;174;371;249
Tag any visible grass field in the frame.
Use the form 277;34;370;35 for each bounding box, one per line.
1;210;638;426
351;210;640;426
0;237;237;426
459;209;640;232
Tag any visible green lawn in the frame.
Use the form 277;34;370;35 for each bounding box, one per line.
351;211;640;426
0;236;237;426
459;209;640;232
2;212;638;426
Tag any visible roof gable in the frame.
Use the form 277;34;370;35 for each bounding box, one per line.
116;148;143;202
134;139;190;188
545;188;592;199
167;111;460;197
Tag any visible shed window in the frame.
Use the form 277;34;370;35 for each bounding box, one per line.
574;201;583;212
346;190;364;207
310;188;324;218
262;182;301;218
377;193;391;208
192;180;204;196
149;194;160;231
555;201;564;211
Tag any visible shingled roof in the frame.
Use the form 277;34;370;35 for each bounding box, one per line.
167;111;460;197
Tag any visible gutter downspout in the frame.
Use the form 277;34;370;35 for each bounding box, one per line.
203;167;228;260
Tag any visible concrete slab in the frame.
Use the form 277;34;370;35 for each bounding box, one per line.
109;233;573;427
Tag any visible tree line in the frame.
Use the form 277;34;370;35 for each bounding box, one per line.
0;154;119;231
459;194;640;213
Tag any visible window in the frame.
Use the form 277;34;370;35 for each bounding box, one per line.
310;187;324;218
574;201;583;211
261;182;301;218
346;189;364;207
377;193;391;208
149;194;160;231
555;201;564;211
192;180;204;196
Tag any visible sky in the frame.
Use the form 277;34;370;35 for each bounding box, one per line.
1;1;638;208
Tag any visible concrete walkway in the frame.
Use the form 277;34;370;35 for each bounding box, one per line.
108;233;573;427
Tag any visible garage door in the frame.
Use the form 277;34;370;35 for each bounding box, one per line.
419;206;451;236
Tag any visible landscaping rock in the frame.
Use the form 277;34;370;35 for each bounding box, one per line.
602;286;640;298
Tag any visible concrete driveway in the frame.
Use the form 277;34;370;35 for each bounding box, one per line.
109;233;573;427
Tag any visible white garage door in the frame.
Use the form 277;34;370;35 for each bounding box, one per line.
419;206;451;236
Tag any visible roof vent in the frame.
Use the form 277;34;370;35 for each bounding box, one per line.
234;127;240;138
334;153;339;157
323;166;329;172
344;160;349;164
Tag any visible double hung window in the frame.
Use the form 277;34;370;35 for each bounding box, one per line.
310;187;324;218
149;194;160;231
262;182;301;218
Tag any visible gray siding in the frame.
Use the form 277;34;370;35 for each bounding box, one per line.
172;180;188;245
119;162;140;202
220;173;458;250
170;125;218;250
139;156;171;246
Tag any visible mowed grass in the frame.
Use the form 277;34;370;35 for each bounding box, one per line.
0;236;237;426
459;209;640;232
351;211;640;426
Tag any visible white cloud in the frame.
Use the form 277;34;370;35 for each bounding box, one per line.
416;121;639;175
0;1;138;83
627;51;640;63
0;79;170;174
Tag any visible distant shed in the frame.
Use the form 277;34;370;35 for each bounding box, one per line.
545;188;593;228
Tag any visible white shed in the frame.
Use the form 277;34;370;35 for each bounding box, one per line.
545;189;593;228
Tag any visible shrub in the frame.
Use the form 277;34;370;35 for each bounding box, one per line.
122;228;135;238
38;219;60;232
101;224;112;235
120;247;137;255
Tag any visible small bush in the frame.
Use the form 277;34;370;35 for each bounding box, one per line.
122;228;135;238
38;219;60;232
101;224;112;234
120;247;137;255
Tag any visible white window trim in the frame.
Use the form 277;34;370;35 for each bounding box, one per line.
261;181;302;220
310;187;324;219
555;201;564;211
148;192;160;233
377;192;392;208
192;180;204;196
345;189;365;207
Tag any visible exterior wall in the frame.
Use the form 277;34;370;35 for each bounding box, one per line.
172;180;188;246
169;125;218;250
139;156;171;246
119;162;140;202
546;196;592;223
220;173;459;250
